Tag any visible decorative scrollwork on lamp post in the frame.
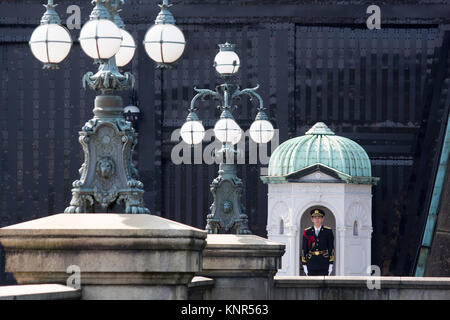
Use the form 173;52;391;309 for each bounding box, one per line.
180;43;275;234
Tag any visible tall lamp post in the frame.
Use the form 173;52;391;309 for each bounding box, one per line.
180;43;275;234
28;0;186;213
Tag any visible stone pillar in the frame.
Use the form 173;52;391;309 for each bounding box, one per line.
336;226;346;276
0;214;206;300
288;225;299;276
199;234;285;300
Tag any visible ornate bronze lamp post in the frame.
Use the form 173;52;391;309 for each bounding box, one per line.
29;0;186;213
180;43;275;234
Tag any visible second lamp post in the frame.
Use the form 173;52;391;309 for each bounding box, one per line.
180;43;275;234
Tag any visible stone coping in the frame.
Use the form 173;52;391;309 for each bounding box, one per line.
188;276;215;288
201;235;285;275
0;213;207;239
206;234;285;251
274;276;450;289
0;284;81;300
203;234;285;260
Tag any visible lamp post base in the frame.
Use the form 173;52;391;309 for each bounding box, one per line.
205;162;252;235
64;94;149;214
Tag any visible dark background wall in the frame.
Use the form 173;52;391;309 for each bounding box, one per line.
1;0;450;283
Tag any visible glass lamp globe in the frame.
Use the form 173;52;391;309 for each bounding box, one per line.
79;19;123;60
143;24;186;66
214;43;240;76
29;24;72;67
214;118;242;145
180;120;205;145
249;120;275;144
115;29;136;67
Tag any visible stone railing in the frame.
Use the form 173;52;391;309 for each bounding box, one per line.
273;276;450;300
1;214;449;300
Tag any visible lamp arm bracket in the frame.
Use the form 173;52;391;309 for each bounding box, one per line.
190;87;223;111
232;84;264;111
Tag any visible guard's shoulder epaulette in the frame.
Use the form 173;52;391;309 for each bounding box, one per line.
305;227;313;231
323;226;332;230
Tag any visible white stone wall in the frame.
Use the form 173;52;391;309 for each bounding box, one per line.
266;172;373;276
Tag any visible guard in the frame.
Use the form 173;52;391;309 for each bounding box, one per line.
301;208;335;276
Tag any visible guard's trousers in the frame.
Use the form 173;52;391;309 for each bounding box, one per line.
308;269;328;276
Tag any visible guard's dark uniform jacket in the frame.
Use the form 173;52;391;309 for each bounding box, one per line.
301;226;335;274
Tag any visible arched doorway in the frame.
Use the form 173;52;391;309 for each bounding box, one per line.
299;205;336;275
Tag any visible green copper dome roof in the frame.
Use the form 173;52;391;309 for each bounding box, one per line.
268;122;373;178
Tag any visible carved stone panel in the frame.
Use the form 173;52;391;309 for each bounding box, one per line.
206;167;251;235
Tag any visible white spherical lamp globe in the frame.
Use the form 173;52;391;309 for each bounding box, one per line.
29;24;72;66
79;19;123;60
249;119;275;144
180;120;205;145
115;29;136;67
143;24;186;65
214;43;240;75
214;118;242;145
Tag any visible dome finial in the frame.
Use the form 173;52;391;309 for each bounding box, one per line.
305;122;335;135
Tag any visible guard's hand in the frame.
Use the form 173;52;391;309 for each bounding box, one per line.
328;264;333;276
303;265;308;276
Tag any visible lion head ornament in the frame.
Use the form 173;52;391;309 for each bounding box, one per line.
96;157;115;179
223;200;233;214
